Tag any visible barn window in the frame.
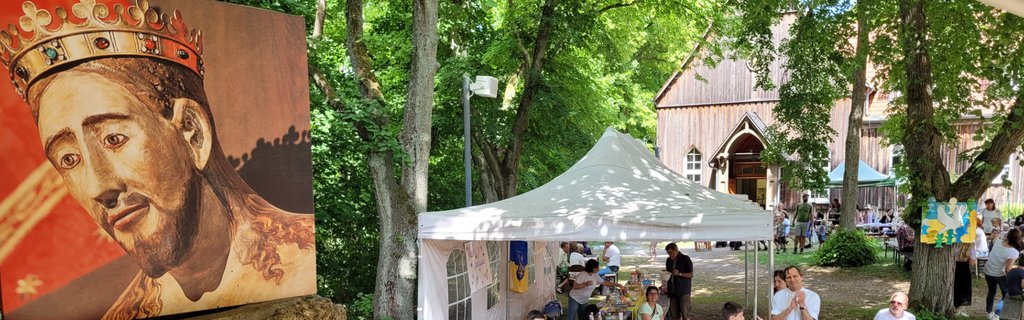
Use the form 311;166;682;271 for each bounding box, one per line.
993;155;1013;185
889;145;903;176
447;249;472;320
685;149;702;183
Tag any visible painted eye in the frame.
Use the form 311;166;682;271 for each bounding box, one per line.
103;133;128;148
59;154;80;169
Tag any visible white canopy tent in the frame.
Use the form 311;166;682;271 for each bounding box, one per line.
418;127;775;319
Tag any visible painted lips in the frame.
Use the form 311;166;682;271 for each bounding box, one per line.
108;201;150;230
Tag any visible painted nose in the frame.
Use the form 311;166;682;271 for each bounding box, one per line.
93;189;120;209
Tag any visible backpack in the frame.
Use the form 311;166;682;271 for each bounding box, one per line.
543;300;562;317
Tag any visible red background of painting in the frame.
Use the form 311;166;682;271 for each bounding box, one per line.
0;0;129;313
0;0;314;317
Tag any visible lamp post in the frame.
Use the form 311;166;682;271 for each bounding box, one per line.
462;75;498;207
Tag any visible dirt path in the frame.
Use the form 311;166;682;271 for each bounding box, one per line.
608;242;988;319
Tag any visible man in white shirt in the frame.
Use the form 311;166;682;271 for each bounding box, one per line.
874;292;915;320
772;266;820;320
600;241;622;275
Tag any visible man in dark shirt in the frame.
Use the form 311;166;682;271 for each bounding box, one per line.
663;242;694;320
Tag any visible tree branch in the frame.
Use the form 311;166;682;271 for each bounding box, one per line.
598;0;639;14
678;19;715;72
312;0;326;40
346;0;387;106
951;93;1024;199
507;0;558;192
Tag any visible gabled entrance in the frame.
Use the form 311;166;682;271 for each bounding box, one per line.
708;112;785;210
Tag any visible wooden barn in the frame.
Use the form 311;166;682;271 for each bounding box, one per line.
654;14;1023;215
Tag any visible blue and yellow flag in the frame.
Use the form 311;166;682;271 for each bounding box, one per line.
509;241;529;292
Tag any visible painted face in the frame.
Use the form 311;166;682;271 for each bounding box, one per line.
785;268;802;290
773;275;785;291
35;72;201;277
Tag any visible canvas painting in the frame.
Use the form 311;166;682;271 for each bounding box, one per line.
0;0;316;318
921;197;977;247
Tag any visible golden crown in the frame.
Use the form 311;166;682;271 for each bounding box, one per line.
0;0;203;99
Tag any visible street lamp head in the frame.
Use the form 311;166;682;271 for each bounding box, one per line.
470;76;499;98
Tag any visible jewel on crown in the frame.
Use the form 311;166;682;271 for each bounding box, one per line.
0;0;204;99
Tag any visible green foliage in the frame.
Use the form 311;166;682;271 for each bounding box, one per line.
222;0;721;309
1000;202;1024;220
814;229;879;267
348;292;375;320
911;307;968;320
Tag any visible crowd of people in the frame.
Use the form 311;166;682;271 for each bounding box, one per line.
536;197;1023;320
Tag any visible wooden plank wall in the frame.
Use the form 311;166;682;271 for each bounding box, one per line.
658;101;1024;213
656;15;796;107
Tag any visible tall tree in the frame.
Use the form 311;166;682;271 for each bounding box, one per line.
894;0;1024;315
840;0;871;230
325;0;438;317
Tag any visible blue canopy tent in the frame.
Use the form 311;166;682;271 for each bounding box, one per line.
827;160;897;188
826;161;901;218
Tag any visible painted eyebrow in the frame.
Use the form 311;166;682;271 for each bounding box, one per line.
82;112;130;128
43;128;74;157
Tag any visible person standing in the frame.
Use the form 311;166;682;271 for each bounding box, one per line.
984;228;1022;320
771;266;820;320
981;199;1002;233
600;241;621;275
794;195;813;254
663;242;694;320
874;292;915;320
829;198;841;225
650;241;659;262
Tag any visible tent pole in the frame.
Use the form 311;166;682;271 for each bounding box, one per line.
744;242;749;309
769;223;775;320
505;241;510;320
754;239;759;318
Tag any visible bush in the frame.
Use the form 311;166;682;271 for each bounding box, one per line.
348;292;375;320
814;229;879;267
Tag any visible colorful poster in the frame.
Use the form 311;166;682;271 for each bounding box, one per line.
464;242;491;293
0;0;316;318
921;197;977;247
509;241;528;293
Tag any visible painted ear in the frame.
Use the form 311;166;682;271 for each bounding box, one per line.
171;98;213;170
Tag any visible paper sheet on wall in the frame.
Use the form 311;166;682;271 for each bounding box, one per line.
464;242;491;292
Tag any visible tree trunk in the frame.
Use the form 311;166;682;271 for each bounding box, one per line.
343;0;438;318
899;0;954;316
477;0;558;203
398;0;440;214
839;0;870;231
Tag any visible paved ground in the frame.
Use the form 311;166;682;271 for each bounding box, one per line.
565;241;990;319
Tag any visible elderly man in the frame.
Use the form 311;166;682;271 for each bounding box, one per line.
0;0;315;318
874;292;915;320
771;266;820;320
